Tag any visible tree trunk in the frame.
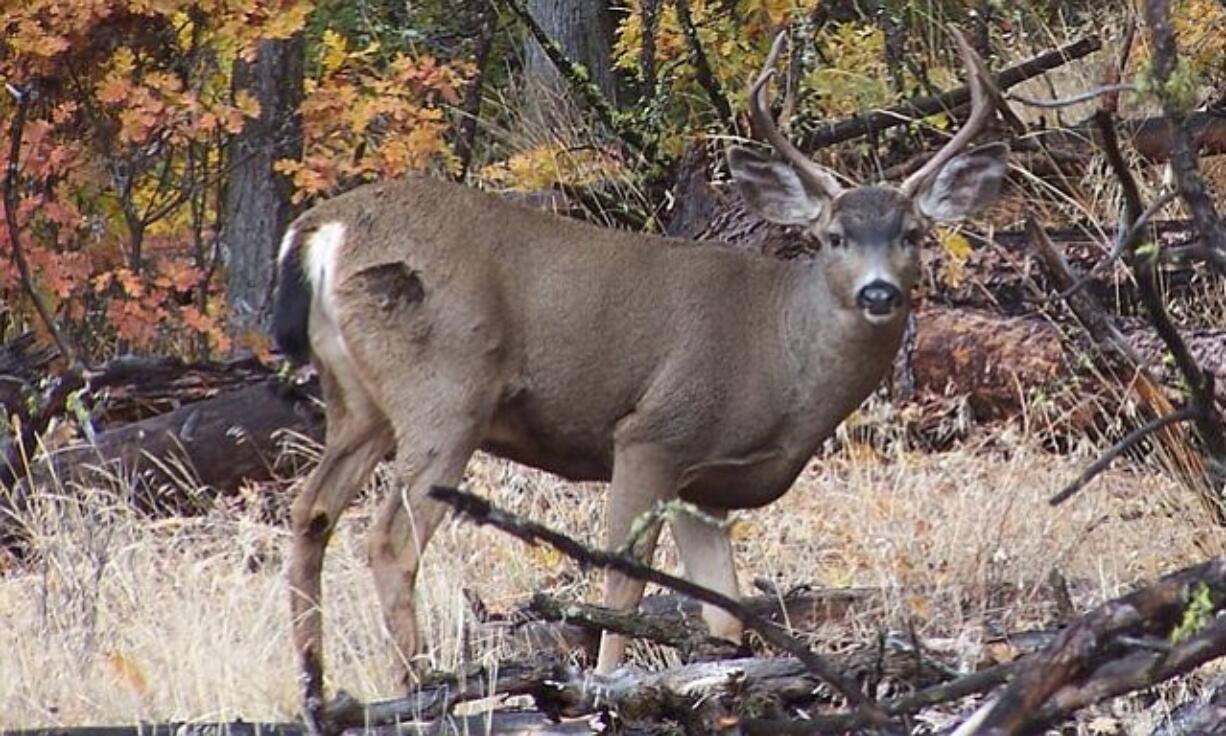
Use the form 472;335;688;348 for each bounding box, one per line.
523;0;625;122
222;35;304;337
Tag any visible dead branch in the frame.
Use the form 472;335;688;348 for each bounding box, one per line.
974;555;1226;734
1049;404;1200;505
1026;216;1218;528
795;36;1101;152
1008;84;1137;109
1093;86;1226;514
1030;109;1226;163
1029;615;1226;730
427;485;891;725
1033;189;1179;304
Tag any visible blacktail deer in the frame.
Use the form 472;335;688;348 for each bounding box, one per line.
273;29;1007;730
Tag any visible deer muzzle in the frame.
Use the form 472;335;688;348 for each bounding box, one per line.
855;280;903;321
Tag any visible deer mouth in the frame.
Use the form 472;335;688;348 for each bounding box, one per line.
861;305;901;325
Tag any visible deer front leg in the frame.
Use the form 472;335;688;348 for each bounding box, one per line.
289;422;392;735
595;443;676;674
670;506;743;647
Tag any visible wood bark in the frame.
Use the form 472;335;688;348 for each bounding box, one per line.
222;35;304;334
522;0;625;123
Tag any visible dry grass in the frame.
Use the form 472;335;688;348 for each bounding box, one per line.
1;420;1215;729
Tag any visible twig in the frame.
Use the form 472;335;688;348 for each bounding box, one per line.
738;662;1018;734
2;84;80;369
427;485;892;726
673;0;735;133
795;36;1101;152
1028;612;1226;730
1007;84;1137;109
1049;404;1199;505
1024;217;1142;366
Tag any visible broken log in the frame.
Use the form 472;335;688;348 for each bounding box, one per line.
0;378;322;548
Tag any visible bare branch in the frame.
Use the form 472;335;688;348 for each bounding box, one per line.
975;555;1226;733
1093;58;1226;504
1033;189;1178;304
1145;0;1226;275
1049;404;1199;505
1008;84;1137;109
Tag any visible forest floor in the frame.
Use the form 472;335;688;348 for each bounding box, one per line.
1;412;1218;731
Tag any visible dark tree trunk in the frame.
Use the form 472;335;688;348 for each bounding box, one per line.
523;0;625;119
222;35;304;337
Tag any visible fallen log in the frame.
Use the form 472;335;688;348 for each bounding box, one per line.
0;378;322;548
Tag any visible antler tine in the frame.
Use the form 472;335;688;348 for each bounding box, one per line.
900;26;998;197
748;32;840;197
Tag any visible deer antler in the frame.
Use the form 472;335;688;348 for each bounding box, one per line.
748;32;841;198
900;27;1000;197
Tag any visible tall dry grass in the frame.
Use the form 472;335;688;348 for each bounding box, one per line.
1;416;1214;728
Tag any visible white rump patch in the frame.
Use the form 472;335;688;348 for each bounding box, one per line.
303;221;353;368
305;222;347;298
276;225;298;264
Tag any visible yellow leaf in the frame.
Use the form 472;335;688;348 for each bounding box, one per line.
235;90;262;119
320;29;348;74
526;542;563;571
936;228;972;289
107;651;149;695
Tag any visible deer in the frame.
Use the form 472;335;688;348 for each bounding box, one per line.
272;29;1007;731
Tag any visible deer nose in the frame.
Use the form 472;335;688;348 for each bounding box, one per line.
855;280;903;316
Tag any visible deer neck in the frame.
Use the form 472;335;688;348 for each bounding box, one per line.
782;261;908;395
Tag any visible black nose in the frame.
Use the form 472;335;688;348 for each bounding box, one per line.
855;280;903;315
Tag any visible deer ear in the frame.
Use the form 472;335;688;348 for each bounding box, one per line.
727;146;836;225
916;142;1008;223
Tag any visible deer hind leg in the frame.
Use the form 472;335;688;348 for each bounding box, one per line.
289;368;393;733
670;506;743;646
595;443;677;674
364;385;491;684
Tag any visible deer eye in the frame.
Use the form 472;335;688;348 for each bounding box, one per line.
901;229;922;248
826;232;844;248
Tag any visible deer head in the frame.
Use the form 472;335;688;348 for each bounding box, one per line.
726;29;1008;325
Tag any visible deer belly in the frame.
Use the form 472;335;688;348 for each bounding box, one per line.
676;448;804;509
482;404;614;482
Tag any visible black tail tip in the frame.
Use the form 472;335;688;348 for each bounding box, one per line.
273;240;312;366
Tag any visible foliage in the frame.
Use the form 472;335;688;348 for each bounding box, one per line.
275;29;469;202
0;0;311;357
0;0;466;359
